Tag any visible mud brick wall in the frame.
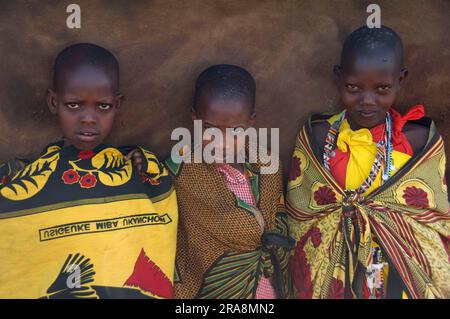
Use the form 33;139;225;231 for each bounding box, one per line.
0;0;449;186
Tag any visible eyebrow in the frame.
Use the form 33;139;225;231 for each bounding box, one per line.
62;95;115;100
97;96;115;101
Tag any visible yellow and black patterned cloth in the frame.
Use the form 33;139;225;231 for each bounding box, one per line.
0;141;178;299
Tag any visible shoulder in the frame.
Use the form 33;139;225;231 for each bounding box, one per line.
402;122;430;154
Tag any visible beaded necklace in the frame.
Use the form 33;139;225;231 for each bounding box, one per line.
323;110;393;194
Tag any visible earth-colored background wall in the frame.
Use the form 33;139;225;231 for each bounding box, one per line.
1;0;449;185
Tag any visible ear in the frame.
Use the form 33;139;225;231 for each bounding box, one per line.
248;111;256;126
46;89;58;115
398;67;408;86
115;93;125;110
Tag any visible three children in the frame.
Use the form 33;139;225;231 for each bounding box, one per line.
1;25;449;299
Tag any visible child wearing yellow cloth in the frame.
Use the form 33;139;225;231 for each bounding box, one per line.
286;26;450;299
0;44;178;299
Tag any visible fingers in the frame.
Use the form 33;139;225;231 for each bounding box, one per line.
124;149;138;161
133;154;142;164
125;149;144;172
134;156;143;172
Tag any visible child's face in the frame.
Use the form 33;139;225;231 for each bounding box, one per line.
335;54;407;129
47;66;123;150
193;93;256;163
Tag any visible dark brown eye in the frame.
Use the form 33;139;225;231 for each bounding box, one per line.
98;103;112;110
346;84;359;92
66;103;79;109
377;85;391;92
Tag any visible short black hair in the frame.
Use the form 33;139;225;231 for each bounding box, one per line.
53;43;119;91
340;25;404;69
193;64;256;113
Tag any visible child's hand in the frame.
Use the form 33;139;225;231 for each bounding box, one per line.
1;159;28;186
125;149;143;173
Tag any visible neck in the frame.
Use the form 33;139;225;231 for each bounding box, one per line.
346;113;386;131
62;138;102;151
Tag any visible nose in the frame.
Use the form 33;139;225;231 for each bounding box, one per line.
80;109;97;125
360;91;376;106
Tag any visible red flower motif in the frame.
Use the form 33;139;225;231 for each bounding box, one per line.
314;186;337;205
79;173;97;188
290;248;313;299
310;227;322;248
289;156;302;181
402;186;429;208
329;278;345;299
62;169;80;184
289;227;321;299
141;175;161;186
78;150;95;160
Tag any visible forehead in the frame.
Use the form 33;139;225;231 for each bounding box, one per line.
56;65;117;93
342;52;400;79
197;94;253;125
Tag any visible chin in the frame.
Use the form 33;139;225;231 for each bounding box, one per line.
73;141;101;151
357;118;383;129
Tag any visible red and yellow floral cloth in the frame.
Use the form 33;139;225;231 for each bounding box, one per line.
286;107;450;299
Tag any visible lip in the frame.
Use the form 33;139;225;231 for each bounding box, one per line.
75;130;100;142
358;110;378;118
